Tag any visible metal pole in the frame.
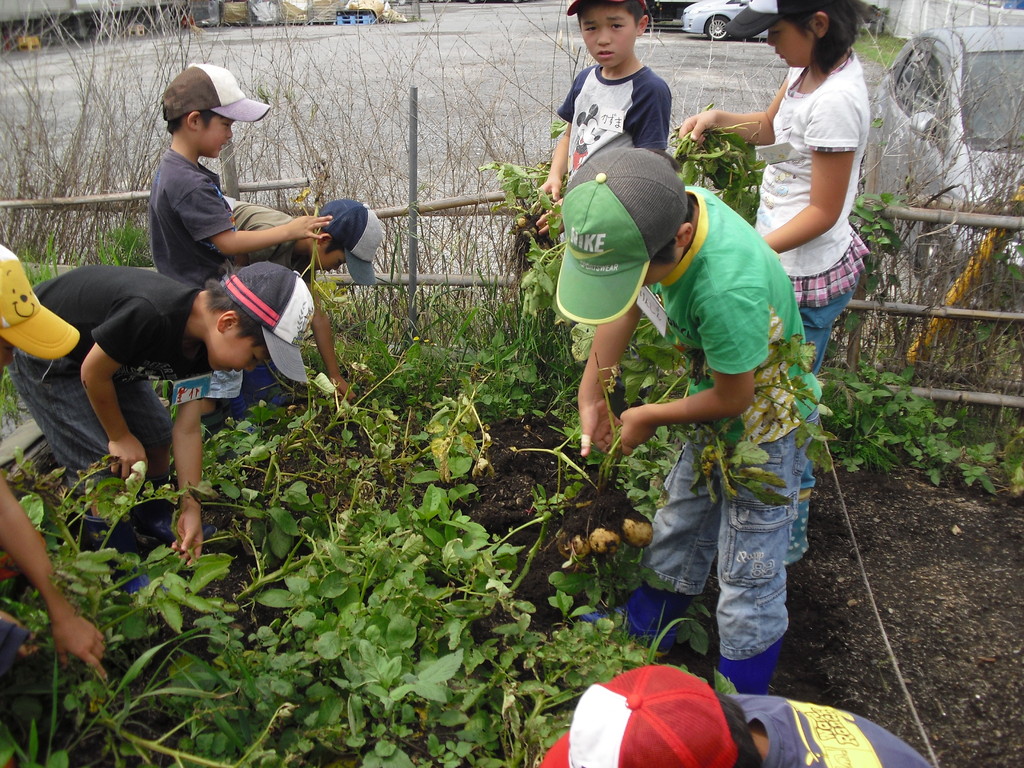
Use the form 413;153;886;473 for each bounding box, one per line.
407;86;419;337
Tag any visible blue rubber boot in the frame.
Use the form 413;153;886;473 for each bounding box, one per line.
583;584;693;653
624;584;693;652
131;496;216;548
718;636;784;695
83;515;150;594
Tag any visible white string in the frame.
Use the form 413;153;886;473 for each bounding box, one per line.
826;461;942;768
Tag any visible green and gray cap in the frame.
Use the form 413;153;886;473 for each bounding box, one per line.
556;148;689;325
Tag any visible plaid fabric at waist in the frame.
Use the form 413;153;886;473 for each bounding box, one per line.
792;231;868;307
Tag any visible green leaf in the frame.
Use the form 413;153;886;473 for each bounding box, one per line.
385;615;417;649
314;631;344;660
217;480;241;499
19;493;45;528
255;589;293;608
318;571;350;599
155;598;183;634
410;470;441;483
419;485;449;520
416;649;464;686
269;506;299;536
189;553;233;592
282;481;311;508
116;637;175;692
268;524;294;559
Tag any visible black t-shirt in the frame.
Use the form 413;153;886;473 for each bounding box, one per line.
34;265;211;382
149;148;235;287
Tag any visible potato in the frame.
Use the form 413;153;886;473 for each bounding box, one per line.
556;530;571;559
569;535;591;559
588;528;620;555
557;531;592;560
621;518;654;548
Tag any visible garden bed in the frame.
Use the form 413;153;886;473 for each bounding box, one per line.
3;406;1021;766
467;417;1024;767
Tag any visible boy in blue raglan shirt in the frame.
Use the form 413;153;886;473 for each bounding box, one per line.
541;0;671;203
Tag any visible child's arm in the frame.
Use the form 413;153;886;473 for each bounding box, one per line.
210;215;332;257
578;305;641;457
617;369;755;455
541;131;572;202
170;400;206;564
0;477;106;676
80;345;146;479
679;83;786;146
310;305;353;400
761;149;856;254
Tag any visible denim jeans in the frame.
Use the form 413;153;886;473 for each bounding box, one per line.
800;289;855;377
642;428;807;659
793;290;852;559
9;351;171;482
208;369;243;399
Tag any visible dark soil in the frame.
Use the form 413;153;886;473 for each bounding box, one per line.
470;417;1024;768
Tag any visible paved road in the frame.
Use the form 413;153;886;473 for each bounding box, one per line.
0;0;886;270
1;1;869;202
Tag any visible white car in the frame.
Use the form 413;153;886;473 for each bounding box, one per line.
680;0;768;41
871;25;1024;209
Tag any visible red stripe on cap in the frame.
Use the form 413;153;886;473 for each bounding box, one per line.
225;274;280;326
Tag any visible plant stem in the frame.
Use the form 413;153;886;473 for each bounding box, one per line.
509;511;551;593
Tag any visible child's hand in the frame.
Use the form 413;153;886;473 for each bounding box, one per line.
51;610;106;679
579;394;616;457
678;111;719;144
617;405;658;456
540;176;563;203
107;434;147;479
536;211;554;237
290;215;333;241
172;500;204;565
331;374;356;402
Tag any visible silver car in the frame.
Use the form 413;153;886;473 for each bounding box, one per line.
680;0;768;41
871;26;1024;209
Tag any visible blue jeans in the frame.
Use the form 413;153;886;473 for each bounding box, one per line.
9;352;171;483
208;369;243;399
791;290;853;561
800;289;854;377
642;428;807;660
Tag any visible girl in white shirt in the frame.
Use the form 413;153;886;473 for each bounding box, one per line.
679;0;873;564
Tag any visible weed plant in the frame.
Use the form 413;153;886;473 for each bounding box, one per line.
821;364;1024;493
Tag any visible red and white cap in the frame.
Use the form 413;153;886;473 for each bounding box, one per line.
540;666;738;768
222;263;313;382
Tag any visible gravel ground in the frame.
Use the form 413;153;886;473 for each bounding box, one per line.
0;0;887;197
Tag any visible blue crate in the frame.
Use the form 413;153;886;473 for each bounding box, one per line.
336;10;376;24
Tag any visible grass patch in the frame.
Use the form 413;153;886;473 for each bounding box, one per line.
854;32;906;69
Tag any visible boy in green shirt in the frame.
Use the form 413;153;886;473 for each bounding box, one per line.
558;147;818;694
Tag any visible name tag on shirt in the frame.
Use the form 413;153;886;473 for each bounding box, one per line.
757;141;797;165
637;287;668;337
598;108;626;133
171;374;212;405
